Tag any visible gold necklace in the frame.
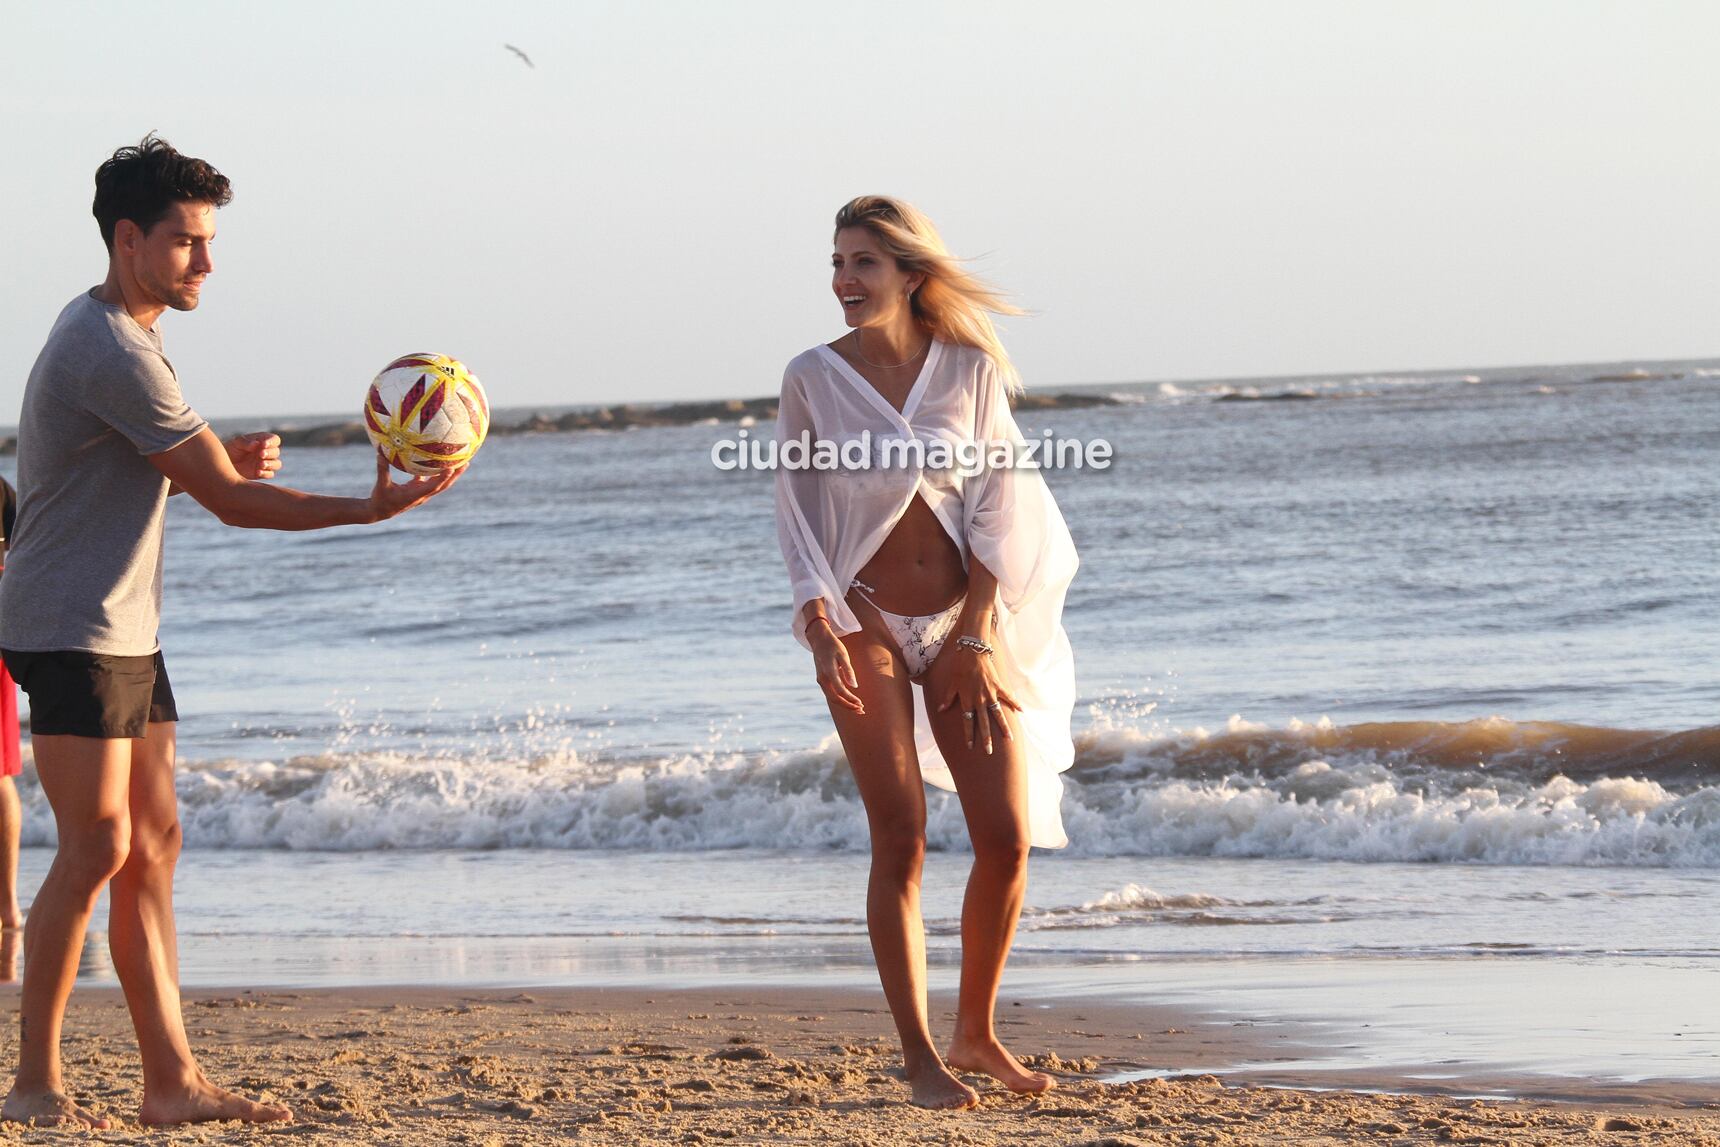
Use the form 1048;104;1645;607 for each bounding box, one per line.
851;332;928;370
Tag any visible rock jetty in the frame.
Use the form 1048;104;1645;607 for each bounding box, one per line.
0;391;1118;456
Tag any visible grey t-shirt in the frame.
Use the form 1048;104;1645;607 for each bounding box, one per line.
0;290;208;655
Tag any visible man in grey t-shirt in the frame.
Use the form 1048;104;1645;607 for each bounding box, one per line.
0;136;462;1130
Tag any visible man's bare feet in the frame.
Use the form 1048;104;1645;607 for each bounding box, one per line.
946;1036;1056;1094
139;1075;291;1126
903;1056;980;1110
1;1087;111;1128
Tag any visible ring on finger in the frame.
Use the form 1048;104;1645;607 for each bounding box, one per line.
963;710;975;720
986;701;1003;711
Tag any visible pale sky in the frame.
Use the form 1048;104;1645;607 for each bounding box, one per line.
3;0;1717;418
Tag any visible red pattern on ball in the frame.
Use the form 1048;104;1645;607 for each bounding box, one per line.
416;381;447;431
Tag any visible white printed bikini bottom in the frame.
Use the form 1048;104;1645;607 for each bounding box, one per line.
848;578;965;678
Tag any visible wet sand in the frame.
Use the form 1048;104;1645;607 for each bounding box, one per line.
0;985;1712;1144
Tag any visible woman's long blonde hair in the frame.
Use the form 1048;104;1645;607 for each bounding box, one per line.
835;195;1025;394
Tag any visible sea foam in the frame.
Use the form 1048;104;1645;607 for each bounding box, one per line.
12;718;1717;865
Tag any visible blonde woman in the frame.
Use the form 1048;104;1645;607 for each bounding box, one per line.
775;196;1078;1109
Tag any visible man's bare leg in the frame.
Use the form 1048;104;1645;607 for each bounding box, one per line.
0;776;22;930
2;734;133;1128
112;722;288;1126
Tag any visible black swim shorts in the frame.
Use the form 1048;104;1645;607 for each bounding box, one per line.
0;649;178;739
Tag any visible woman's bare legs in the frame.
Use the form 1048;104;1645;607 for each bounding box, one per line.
0;776;22;931
924;660;1054;1094
826;623;977;1111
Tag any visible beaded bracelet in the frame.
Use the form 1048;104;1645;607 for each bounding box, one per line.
955;635;995;656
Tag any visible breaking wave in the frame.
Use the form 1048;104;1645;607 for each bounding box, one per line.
13;717;1718;866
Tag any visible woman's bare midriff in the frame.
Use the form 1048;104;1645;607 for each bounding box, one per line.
852;494;966;615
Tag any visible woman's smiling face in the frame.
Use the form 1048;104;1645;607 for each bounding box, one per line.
832;226;920;329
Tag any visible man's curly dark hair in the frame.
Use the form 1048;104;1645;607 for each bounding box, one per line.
93;133;232;253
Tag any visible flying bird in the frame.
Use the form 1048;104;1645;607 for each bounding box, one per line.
504;43;534;68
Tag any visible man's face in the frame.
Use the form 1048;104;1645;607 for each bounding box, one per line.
127;199;217;312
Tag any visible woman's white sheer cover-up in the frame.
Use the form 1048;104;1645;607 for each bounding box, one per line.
774;341;1079;848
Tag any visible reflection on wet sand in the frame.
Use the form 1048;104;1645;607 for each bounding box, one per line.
77;928;113;981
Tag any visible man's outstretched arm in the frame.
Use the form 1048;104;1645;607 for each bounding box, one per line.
150;426;461;530
167;431;280;497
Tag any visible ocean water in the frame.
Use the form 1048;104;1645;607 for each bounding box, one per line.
4;356;1718;1089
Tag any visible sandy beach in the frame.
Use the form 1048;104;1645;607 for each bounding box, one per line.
0;985;1708;1144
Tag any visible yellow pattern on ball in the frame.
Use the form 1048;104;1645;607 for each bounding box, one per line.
363;353;490;475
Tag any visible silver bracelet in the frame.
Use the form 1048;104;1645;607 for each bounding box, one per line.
955;635;994;656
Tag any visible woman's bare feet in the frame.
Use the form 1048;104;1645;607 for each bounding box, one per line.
0;927;19;983
903;1054;980;1110
1;1087;111;1128
946;1036;1056;1094
139;1075;291;1126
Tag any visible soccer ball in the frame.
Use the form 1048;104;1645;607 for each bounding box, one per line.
363;353;490;475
